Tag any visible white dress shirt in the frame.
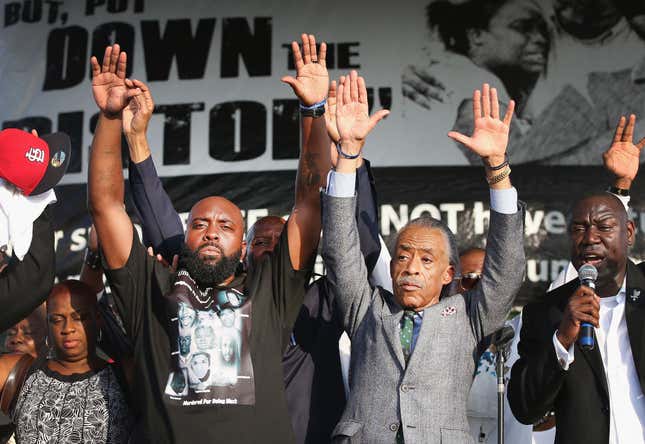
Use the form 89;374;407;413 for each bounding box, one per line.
554;280;645;444
326;169;518;214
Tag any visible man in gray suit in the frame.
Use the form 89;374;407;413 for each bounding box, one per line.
323;75;526;443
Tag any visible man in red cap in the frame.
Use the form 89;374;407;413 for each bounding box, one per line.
0;129;71;196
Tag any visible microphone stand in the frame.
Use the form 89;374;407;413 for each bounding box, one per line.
496;344;506;444
491;325;514;444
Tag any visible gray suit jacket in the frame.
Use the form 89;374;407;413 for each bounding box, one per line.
322;193;525;444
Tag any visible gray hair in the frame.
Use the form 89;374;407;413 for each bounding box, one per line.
390;216;462;297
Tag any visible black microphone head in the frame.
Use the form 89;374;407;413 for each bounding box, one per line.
492;325;515;349
579;264;598;284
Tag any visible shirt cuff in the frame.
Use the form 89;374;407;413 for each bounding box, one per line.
326;170;356;198
552;330;575;370
490;187;518;214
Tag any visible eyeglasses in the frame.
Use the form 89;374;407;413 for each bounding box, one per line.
459;272;482;291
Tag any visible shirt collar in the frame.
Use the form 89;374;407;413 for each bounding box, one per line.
615;278;627;305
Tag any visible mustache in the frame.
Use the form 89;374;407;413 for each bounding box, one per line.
397;276;424;288
197;242;222;254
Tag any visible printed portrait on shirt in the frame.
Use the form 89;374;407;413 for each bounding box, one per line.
164;272;255;406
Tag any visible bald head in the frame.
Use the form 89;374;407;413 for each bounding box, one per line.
181;196;246;287
184;196;246;264
246;216;286;266
188;197;244;230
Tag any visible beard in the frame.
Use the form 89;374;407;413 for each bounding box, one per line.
178;244;242;288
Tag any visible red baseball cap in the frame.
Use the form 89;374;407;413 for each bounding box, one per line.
0;128;71;196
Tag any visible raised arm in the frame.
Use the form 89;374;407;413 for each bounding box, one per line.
326;78;383;276
79;224;104;295
448;84;525;338
88;44;134;269
602;114;645;194
123;79;184;262
355;159;382;275
280;34;331;270
322;71;389;336
0;209;54;332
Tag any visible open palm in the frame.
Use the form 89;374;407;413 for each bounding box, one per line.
448;84;514;160
281;34;329;106
91;45;128;116
467;116;511;158
603;115;645;182
335;71;389;156
337;99;372;144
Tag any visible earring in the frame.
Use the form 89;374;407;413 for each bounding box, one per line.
45;336;49;348
97;329;103;342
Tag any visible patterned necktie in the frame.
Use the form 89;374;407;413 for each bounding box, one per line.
400;310;416;363
397;310;416;444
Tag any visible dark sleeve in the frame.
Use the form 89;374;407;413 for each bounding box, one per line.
355;159;381;275
0;209;54;332
102;227;151;341
97;294;134;361
270;224;314;331
507;303;566;424
129;156;183;261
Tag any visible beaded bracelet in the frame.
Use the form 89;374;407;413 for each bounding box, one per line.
486;166;511;185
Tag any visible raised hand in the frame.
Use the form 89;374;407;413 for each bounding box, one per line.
448;84;514;165
325;77;343;144
281;34;329;106
335;70;389;157
90;44;128;117
122;79;154;138
603;114;645;189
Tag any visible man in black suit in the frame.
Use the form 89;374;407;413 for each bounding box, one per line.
508;114;645;444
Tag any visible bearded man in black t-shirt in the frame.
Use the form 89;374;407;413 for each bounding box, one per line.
87;36;335;443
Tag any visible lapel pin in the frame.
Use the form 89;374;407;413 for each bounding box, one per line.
630;289;641;302
441;306;457;317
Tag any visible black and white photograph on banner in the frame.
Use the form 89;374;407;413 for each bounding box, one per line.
402;0;645;165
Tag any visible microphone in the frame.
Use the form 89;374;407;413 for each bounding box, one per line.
492;325;515;359
578;264;598;351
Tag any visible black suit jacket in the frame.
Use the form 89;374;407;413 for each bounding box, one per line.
508;261;645;444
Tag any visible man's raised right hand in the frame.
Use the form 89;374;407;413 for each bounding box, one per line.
90;44;128;118
603;114;645;190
